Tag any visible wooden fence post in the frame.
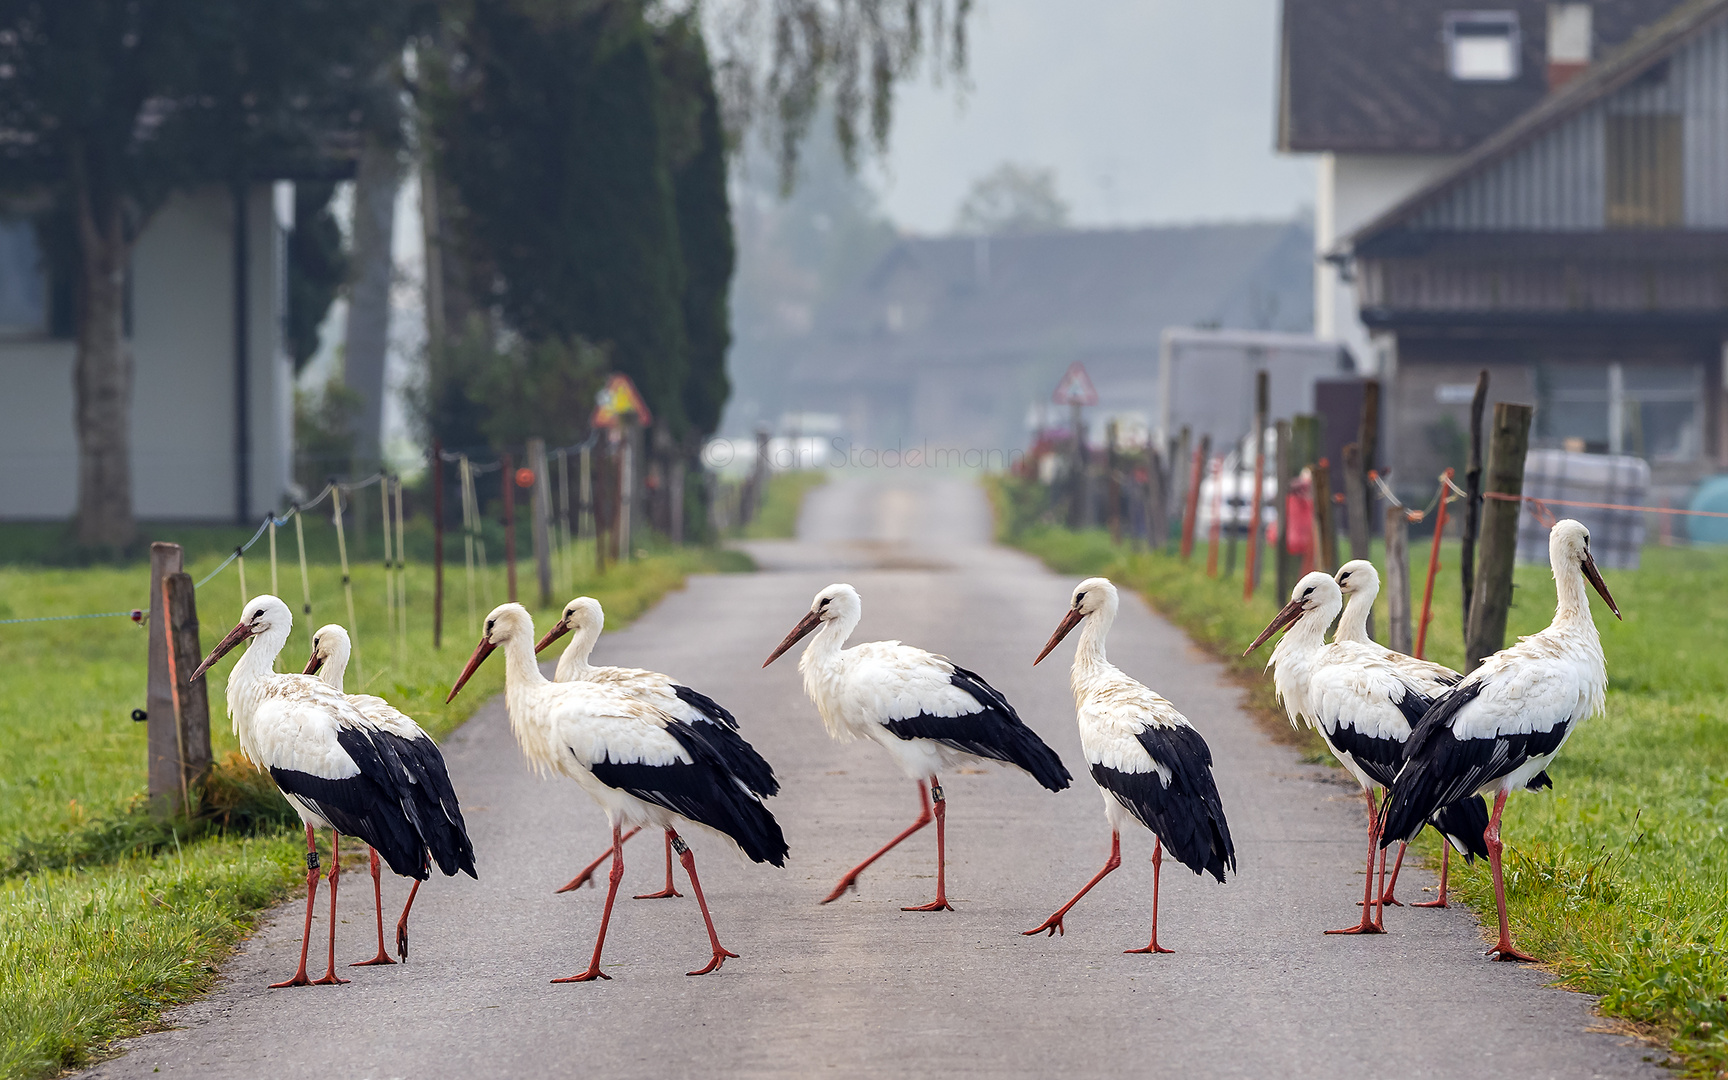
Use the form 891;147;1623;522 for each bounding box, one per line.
1460;369;1490;635
1274;421;1294;600
1106;420;1122;544
1313;457;1338;572
1179;435;1210;559
1342;442;1371;638
1244;371;1268;599
432;442;444;649
1384;506;1412;654
1465;402;1533;670
164;571;212;802
502;450;518;602
1146;445;1167;550
147;543;185;816
528;437;553;607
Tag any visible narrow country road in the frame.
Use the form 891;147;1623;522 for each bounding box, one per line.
87;476;1658;1079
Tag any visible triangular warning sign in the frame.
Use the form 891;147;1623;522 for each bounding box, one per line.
1052;362;1098;406
591;373;653;428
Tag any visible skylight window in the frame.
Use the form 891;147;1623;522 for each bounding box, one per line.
1445;11;1521;81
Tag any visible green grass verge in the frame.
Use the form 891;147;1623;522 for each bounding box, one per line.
0;530;748;1079
986;476;1728;1075
736;470;828;539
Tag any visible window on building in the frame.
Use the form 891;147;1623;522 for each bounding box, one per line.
1606;113;1683;227
0;214;48;337
1538;361;1701;461
1445;12;1521;81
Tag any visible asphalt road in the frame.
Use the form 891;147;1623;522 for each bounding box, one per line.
86;476;1660;1079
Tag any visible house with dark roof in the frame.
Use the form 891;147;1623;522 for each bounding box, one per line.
752;221;1314;454
1282;0;1728;492
1281;0;1688;364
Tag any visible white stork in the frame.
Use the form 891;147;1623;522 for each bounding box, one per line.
1245;572;1449;934
303;624;476;964
1381;519;1620;962
448;603;787;980
763;583;1071;910
1024;578;1234;952
1333;560;1492;909
534;596;778;900
191;597;478;987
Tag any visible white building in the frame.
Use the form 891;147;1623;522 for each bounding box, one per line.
0;184;295;522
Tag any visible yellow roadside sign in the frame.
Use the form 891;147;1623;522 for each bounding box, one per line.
591;373;653;428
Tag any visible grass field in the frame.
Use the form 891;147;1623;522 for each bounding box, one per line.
0;473;840;1080
988;477;1728;1077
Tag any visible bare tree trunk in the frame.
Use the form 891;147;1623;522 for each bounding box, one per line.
344;140;400;470
72;159;136;550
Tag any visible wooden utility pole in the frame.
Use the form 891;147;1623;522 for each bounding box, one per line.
432;441;444;649
1465;402;1533;670
1342;443;1372;638
1145;445;1167;549
501;450;518;602
1312;457;1338;572
1274;420;1294;600
1244;372;1268;598
1384;506;1412;654
147;543;211;817
528;437;553;607
1167;427;1190;553
1067;400;1086;529
1460;369;1490;634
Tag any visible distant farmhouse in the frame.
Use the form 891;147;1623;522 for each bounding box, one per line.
0;186;298;521
752;221;1315;455
1283;0;1728;492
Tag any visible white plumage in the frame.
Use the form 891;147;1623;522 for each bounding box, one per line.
535;595;779;898
764;583;1071;909
304;624;474;965
193;596;475;988
1382;520;1619;962
1247;571;1437;934
1024;578;1234;952
447;603;786;980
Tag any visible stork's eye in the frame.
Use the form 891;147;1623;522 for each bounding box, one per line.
252;609;264;620
1302;587;1313;597
486;620;495;633
819;597;830;610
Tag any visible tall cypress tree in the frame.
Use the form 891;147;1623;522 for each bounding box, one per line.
656;14;734;440
430;0;690;431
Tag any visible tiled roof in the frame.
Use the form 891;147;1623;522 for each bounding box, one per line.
1278;0;1686;153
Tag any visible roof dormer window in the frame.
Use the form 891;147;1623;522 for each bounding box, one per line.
1445;11;1521;81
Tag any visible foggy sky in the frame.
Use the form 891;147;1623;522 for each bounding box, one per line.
870;0;1314;232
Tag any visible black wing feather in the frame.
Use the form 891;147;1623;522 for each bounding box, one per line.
880;666;1072;792
1382;680;1570;846
1091;724;1235;883
588;720;789;866
1428;794;1490;862
337;727;477;879
269;762;428;881
670;685;778;797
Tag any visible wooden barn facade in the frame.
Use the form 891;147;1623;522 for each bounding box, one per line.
1333;0;1728;496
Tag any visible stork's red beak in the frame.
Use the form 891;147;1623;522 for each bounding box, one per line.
763;610;822;667
302;652;324;676
534;617;572;655
191;620;254;681
1034;608;1085;665
1245;598;1305;656
1581;552;1621;620
447;637;498;703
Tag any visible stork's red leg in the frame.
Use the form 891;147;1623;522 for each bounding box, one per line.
822;781;933;904
1024;831;1121;937
903;779;955;912
555;822;623;982
1327;789;1385;935
352;848;397;966
670;830;740;976
395;876;422;961
1378;841;1408;907
1485;789;1536;962
271;824;321;988
311;831;350;985
557;826;642;893
634;830;684;900
1125;836;1176;954
1413;843;1451;908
